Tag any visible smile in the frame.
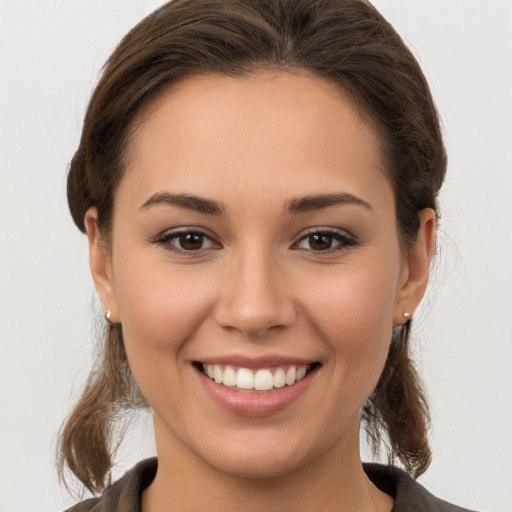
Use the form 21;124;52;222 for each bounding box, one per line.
195;359;321;416
201;363;311;392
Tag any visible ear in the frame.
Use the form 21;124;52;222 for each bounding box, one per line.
393;208;436;325
84;208;120;323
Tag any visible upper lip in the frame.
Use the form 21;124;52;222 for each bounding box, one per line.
196;354;318;368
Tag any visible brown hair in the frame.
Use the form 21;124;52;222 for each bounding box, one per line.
60;0;446;493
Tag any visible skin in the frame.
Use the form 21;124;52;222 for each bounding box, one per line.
86;71;435;512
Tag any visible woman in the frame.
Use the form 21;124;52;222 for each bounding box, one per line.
59;0;474;510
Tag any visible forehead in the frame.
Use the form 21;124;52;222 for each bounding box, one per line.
120;71;390;212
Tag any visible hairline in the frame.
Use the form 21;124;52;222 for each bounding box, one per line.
104;67;408;252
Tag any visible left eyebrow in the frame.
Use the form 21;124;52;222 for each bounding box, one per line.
139;192;226;215
285;193;373;214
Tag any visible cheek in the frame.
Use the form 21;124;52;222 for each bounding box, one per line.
112;256;217;357
111;258;221;416
304;260;399;336
302;259;399;389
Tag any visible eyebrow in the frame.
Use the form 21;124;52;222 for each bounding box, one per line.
286;193;373;214
140;192;226;215
139;191;372;216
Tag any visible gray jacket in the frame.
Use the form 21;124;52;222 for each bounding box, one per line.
65;458;476;512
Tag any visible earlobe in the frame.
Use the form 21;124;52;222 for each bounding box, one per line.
84;208;120;323
393;208;436;325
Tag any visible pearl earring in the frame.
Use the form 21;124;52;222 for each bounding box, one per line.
403;312;411;319
105;309;112;324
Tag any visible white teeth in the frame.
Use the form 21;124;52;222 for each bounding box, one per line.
213;364;223;383
285;366;296;385
236;368;254;389
254;369;273;391
273;368;286;388
223;365;237;387
296;366;307;381
202;363;311;391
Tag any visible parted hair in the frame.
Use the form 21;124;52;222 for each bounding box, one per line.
60;0;446;493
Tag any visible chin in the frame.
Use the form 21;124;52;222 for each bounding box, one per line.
208;446;311;480
188;423;331;480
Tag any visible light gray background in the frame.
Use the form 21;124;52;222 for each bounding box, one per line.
1;1;511;511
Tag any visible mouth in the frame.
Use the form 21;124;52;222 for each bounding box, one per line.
194;361;321;393
194;359;321;416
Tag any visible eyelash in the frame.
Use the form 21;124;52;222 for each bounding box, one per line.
293;228;358;254
152;227;358;255
152;227;219;255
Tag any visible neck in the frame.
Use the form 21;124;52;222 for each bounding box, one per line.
142;418;392;512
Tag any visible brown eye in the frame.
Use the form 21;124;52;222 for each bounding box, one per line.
155;229;219;253
179;232;205;251
296;229;356;253
308;233;333;251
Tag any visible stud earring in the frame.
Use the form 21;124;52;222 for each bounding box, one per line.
403;312;411;319
105;309;112;324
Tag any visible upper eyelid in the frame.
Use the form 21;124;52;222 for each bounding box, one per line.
292;227;358;251
151;226;355;246
155;226;216;240
295;226;354;239
152;228;221;255
150;227;220;251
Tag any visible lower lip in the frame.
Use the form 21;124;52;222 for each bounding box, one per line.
196;366;318;417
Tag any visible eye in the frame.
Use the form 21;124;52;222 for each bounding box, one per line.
295;229;357;252
175;232;209;251
154;229;220;253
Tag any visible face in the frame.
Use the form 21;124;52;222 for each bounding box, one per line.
87;72;434;480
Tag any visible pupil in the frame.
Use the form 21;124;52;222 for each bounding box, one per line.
310;234;332;250
180;233;203;250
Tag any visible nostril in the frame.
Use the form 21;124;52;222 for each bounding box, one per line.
213;263;296;335
214;297;297;337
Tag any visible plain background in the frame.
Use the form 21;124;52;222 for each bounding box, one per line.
1;1;511;510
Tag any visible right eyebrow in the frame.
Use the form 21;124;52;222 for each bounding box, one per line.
139;192;226;215
285;192;373;214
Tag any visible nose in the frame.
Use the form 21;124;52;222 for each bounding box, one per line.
214;247;296;338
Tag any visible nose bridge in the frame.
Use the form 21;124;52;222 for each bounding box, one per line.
215;242;295;336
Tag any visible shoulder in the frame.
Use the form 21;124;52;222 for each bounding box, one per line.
364;463;477;512
63;458;158;512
